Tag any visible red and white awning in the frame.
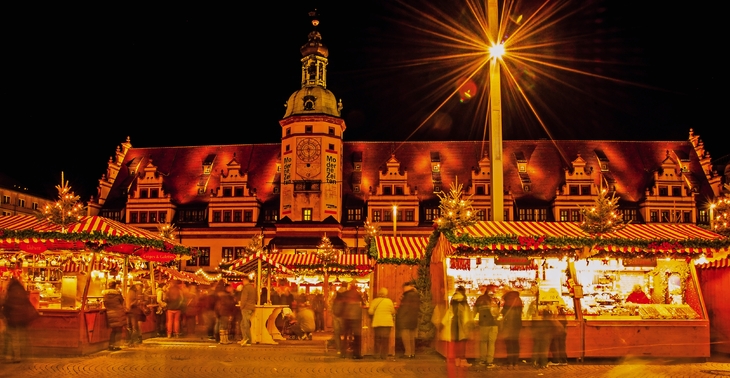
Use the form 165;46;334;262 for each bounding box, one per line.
456;221;728;254
0;215;184;254
331;253;375;272
375;236;429;261
228;251;294;275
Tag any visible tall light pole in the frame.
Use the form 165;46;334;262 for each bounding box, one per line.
392;205;398;236
488;0;504;221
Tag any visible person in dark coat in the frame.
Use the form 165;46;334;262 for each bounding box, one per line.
340;281;365;359
396;280;421;358
103;281;127;351
312;291;326;332
1;277;38;362
500;288;523;368
214;283;236;344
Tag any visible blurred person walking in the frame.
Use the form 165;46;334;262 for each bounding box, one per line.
102;281;126;351
1;277;38;362
369;287;396;360
238;276;256;346
474;284;500;368
396;281;420;359
341;281;365;359
165;280;185;338
500;288;524;368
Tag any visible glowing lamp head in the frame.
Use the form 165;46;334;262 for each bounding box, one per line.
489;43;505;59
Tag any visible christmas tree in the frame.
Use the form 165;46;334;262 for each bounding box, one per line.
243;234;265;255
579;188;627;234
363;217;380;248
38;172;85;232
435;179;477;232
711;196;729;237
316;234;340;266
156;222;177;240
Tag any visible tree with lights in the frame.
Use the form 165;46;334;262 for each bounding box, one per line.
243;234;265;256
435;179;477;232
579;188;627;235
710;195;730;237
363;217;381;258
316;233;341;307
38;172;85;232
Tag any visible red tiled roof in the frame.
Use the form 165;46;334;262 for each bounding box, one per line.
100;139;714;214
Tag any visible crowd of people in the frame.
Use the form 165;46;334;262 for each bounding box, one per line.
438;284;572;372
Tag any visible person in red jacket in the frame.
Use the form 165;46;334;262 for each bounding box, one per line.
626;284;651;304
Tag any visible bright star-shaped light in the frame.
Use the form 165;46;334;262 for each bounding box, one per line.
489;43;505;59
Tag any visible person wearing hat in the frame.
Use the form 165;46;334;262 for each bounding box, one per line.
369;287;396;360
396;280;421;359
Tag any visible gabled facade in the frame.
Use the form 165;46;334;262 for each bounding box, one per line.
86;19;728;273
0;173;53;217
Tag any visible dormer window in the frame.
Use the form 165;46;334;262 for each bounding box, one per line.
222;187;232;197
329;127;335;136
659;186;669;196
395;186;404;195
383;186;392;195
150;188;159;198
672;186;682;197
139;189;149;199
234;187;244;197
305;125;313;134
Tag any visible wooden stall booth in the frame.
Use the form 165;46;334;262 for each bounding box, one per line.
429;221;728;360
0;215;190;356
372;236;430;356
695;253;730;354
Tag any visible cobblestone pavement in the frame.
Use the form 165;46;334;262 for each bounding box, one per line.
3;335;730;378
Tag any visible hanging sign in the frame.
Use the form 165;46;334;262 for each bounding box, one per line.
494;256;531;266
19;241;47;254
139;250;176;263
623;258;657;267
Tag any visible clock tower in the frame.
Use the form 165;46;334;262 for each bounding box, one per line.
279;12;346;223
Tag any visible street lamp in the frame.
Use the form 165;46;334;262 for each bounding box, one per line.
488;0;504;221
392;205;398;236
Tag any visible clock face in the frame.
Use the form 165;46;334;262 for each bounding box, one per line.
297;138;321;163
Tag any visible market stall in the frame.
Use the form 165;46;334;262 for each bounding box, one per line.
0;214;189;356
372;236;430;356
429;221;729;360
227;251;295;344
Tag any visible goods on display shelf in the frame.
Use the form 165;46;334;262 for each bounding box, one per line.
446;256;574;319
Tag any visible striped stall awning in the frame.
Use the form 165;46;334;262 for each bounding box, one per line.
0;215;186;254
67;216;165;239
159;266;211;284
0;215;59;231
696;258;730;269
460;221;587;250
453;221;729;255
272;253;320;268
375;236;429;261
228;251;294;275
331;253;375;272
602;223;724;240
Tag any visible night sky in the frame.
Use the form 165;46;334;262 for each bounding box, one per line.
3;1;726;200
